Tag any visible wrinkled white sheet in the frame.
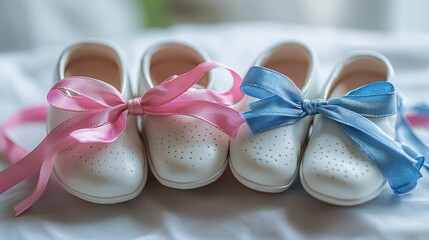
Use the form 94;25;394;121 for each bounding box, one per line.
1;22;429;240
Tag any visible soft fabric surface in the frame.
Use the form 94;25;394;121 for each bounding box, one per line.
1;22;429;240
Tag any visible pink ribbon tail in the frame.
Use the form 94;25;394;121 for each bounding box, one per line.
0;106;47;164
0;108;128;216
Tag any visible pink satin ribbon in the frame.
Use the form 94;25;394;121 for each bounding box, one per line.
0;106;47;165
0;61;245;216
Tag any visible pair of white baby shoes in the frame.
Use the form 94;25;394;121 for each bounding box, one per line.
48;40;242;205
230;42;421;206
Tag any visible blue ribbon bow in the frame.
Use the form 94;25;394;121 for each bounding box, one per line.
241;66;423;194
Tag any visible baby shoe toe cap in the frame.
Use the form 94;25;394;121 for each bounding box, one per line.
54;132;146;202
145;115;229;188
301;132;385;204
230;123;305;192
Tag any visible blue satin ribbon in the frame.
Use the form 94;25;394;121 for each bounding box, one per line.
241;66;423;194
396;101;429;169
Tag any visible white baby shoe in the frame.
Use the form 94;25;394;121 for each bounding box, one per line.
300;51;396;205
48;40;147;203
139;42;231;189
229;42;320;192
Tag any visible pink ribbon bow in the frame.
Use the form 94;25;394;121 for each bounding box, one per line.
0;61;245;216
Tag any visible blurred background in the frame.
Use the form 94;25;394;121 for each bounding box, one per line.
1;0;429;52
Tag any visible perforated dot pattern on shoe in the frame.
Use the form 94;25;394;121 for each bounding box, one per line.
301;117;386;199
230;119;311;186
144;115;229;182
307;134;378;185
58;135;140;178
239;125;297;169
53;122;146;198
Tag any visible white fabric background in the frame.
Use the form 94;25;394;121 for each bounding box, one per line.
1;22;429;240
0;0;140;52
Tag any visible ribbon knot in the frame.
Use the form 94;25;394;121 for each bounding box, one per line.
303;99;326;116
240;66;423;196
127;97;145;115
0;61;245;216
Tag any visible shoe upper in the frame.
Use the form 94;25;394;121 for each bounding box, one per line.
139;42;230;188
48;40;147;203
300;51;395;204
229;42;320;192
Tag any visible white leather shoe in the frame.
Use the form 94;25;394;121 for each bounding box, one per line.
229;42;320;192
139;42;230;189
300;51;395;205
48;40;147;203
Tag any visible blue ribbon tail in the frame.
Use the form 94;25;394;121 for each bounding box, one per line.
396;102;429;169
400;143;425;170
390;143;424;194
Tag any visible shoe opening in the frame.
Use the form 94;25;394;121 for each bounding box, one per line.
64;43;122;91
149;43;209;88
259;43;311;90
329;56;388;98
